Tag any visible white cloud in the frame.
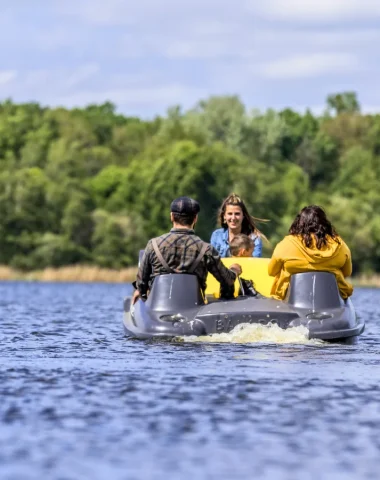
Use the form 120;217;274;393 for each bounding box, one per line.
3;62;209;114
0;70;17;86
21;67;167;95
56;0;132;26
259;53;357;79
23;70;51;89
57;0;237;30
32;26;85;51
253;28;380;51
105;15;380;66
22;66;100;91
253;0;380;22
1;2;379;116
66;63;99;88
57;0;195;26
50;84;208;109
164;40;238;59
192;20;239;36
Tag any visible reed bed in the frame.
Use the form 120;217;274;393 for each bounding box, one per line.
0;265;137;283
0;265;380;287
351;274;380;288
0;266;19;280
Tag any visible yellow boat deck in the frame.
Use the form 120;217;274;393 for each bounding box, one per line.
205;257;273;298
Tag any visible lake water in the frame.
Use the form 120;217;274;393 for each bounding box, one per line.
0;281;379;480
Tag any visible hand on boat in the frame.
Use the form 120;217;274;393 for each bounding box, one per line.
132;290;141;305
229;263;242;276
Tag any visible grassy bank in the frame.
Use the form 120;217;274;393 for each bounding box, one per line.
351;274;380;288
0;265;379;288
0;265;138;283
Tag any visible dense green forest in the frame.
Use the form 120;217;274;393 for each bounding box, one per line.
0;92;379;274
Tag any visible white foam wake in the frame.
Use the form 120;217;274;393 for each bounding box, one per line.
182;323;324;345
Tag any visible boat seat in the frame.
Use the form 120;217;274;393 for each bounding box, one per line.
285;271;344;309
146;274;205;311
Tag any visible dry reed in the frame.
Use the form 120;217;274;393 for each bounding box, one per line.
0;266;19;280
0;264;380;287
351;274;380;288
0;265;137;283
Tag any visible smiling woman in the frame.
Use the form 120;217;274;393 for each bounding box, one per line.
210;193;267;258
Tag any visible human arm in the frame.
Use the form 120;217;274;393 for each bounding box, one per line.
229;263;242;276
210;230;218;248
252;236;263;257
341;243;353;277
134;241;153;299
131;289;141;305
268;245;283;277
210;229;228;257
206;245;241;286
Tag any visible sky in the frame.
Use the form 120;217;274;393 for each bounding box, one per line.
1;0;380;117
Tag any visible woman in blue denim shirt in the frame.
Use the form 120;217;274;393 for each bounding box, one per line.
210;193;267;258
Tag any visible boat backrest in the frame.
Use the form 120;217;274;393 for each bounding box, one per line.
146;274;205;311
285;271;344;309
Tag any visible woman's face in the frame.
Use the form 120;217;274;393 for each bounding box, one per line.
224;205;243;231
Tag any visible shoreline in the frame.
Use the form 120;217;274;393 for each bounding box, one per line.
0;265;379;288
351;275;380;289
0;265;138;283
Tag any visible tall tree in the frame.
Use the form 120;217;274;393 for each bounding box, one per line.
326;92;360;115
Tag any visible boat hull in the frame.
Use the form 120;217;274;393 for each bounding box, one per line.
123;271;365;341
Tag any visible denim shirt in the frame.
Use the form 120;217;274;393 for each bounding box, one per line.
210;228;263;258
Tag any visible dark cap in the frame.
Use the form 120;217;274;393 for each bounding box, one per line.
170;196;200;215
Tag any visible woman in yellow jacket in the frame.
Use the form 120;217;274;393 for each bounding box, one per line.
268;205;353;300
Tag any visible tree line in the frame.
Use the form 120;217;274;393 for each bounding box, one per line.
0;92;378;274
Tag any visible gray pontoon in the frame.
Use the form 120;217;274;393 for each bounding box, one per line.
123;272;365;341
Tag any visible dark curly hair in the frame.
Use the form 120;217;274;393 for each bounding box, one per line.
289;205;340;249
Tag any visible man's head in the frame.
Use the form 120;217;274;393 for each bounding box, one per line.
230;234;254;257
170;196;200;227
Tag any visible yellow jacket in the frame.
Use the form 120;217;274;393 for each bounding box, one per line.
268;235;353;300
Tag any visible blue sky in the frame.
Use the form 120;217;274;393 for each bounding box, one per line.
1;0;380;117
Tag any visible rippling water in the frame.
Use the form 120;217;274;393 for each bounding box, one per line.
0;281;379;480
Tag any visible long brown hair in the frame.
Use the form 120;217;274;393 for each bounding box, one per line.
218;193;268;240
289;205;340;249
